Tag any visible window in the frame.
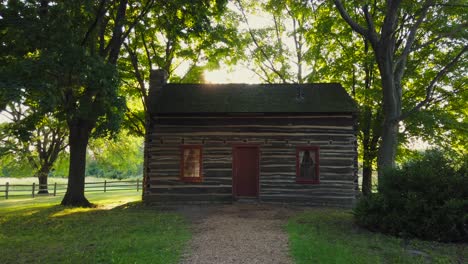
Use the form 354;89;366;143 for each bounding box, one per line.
180;145;203;182
296;146;320;184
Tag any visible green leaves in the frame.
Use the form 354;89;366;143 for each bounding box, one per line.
87;131;143;179
120;0;237;136
0;0;130;135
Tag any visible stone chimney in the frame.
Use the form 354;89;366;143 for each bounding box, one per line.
148;69;168;114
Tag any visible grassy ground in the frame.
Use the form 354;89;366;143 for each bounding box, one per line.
3;189;465;264
287;208;467;264
0;191;190;264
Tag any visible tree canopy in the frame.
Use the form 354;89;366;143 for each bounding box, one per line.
120;0;239;136
1;0;466;202
334;0;467;178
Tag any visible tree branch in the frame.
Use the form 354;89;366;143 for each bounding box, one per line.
411;23;467;52
81;0;108;47
179;52;202;83
394;0;433;79
250;67;273;84
119;0;155;47
380;0;402;39
124;43;147;95
362;5;379;44
399;45;467;120
334;0;369;38
236;0;288;83
106;0;128;64
124;108;145;137
141;31;153;72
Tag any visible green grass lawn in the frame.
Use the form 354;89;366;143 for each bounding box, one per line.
3;191;465;264
0;191;190;264
287;208;467;264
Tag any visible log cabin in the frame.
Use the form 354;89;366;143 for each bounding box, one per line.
143;70;359;207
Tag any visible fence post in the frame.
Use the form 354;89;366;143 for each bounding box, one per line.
5;182;8;199
54;183;57;196
137;180;140;192
104;180;107;193
32;182;35;198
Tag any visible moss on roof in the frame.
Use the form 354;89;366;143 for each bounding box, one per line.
153;83;357;114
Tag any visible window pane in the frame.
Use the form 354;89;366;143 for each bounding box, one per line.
183;148;200;177
298;150;317;181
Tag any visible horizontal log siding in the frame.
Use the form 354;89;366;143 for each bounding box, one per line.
144;115;358;207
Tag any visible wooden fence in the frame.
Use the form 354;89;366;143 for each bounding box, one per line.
0;180;141;199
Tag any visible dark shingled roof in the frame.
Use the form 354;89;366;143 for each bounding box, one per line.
154;83;357;114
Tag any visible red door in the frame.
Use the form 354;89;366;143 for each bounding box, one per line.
233;145;259;198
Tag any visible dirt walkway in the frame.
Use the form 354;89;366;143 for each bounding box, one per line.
174;203;299;264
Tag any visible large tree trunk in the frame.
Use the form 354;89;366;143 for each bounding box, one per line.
61;121;92;207
375;46;400;181
378;118;398;171
334;0;402;184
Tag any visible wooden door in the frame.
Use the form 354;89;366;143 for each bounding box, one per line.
233;145;259;198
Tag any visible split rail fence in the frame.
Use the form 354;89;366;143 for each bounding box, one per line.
0;180;141;199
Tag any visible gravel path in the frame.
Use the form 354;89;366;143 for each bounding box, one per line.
175;203;298;264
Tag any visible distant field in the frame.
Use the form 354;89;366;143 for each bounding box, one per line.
0;191;190;264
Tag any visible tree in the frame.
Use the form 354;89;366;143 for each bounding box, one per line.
235;0;466;194
234;1;383;194
1;1;154;206
300;2;384;194
57;0;131;206
1;103;67;193
120;0;237;136
333;0;467;177
87;131;143;179
235;0;325;83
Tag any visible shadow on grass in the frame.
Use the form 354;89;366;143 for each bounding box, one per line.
287;208;467;264
0;199;190;264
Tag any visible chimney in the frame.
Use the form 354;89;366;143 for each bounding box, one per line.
148;69;168;113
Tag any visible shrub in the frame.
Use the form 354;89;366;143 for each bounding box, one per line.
354;150;468;242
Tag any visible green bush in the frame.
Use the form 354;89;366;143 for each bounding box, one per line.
354;150;468;242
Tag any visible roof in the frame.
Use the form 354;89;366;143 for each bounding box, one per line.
153;83;358;114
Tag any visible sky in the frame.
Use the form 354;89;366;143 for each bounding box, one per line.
185;1;275;84
204;68;262;84
0;112;9;123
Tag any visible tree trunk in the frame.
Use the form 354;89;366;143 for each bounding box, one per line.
362;162;373;195
361;137;372;196
375;46;400;181
377;119;398;174
61;121;92;207
37;174;49;194
36;163;52;194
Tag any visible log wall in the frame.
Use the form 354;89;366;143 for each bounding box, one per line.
143;114;358;207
